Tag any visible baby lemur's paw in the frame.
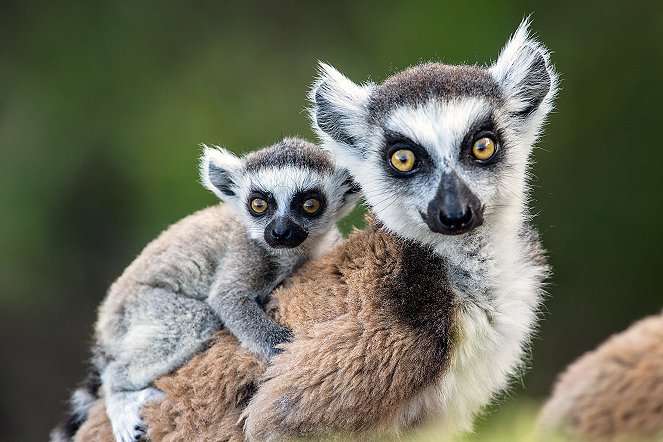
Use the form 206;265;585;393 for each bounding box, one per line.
107;387;165;442
266;325;293;356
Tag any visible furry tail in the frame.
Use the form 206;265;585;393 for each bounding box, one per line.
50;370;101;442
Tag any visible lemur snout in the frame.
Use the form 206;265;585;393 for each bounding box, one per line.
425;170;484;235
265;218;308;248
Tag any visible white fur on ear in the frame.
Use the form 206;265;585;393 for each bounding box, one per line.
308;62;374;157
489;17;558;118
199;144;243;202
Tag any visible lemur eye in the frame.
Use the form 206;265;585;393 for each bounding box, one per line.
302;198;321;215
472;137;497;161
250;198;268;215
390;149;416;173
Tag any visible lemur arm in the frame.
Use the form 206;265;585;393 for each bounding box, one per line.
207;262;292;357
211;294;292;356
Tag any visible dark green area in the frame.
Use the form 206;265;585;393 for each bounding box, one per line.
1;1;661;440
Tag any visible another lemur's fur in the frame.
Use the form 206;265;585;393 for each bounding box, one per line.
73;19;557;440
537;309;663;441
52;138;358;442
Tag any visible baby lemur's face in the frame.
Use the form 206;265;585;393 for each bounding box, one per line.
201;137;359;251
241;169;332;249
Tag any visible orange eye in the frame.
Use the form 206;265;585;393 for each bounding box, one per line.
390;149;415;172
250;198;268;214
302;198;321;215
472;137;497;161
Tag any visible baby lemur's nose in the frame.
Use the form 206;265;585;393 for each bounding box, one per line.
264;217;308;248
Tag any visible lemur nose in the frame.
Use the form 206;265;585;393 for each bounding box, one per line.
271;226;292;240
424;170;484;235
264;218;308;248
438;208;474;231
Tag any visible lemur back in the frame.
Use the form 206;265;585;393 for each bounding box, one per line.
52;138;358;442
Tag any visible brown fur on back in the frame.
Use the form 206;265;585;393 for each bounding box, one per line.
75;215;458;440
537;310;663;441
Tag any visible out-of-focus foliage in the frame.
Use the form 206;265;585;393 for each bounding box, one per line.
1;1;661;440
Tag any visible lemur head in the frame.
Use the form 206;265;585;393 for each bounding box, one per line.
201;137;359;252
310;19;557;244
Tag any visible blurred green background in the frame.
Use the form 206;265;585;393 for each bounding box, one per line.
1;0;662;440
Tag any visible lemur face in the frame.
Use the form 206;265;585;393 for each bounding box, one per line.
361;93;503;237
310;19;557;243
201;137;359;251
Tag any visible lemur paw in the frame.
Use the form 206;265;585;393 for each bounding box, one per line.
107;388;165;442
267;326;293;355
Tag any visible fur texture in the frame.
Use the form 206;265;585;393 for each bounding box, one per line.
76;212;547;440
73;19;556;441
537;310;663;441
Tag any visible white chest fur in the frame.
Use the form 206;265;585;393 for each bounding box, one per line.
399;221;545;437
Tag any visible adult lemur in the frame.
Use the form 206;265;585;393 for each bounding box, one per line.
53;138;358;442
72;20;558;440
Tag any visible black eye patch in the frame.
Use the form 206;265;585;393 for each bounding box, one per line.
290;190;327;218
459;114;505;167
382;129;433;177
247;190;276;217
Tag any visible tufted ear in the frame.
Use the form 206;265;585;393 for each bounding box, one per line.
489;18;558;119
200;144;243;202
334;167;362;218
309;63;374;158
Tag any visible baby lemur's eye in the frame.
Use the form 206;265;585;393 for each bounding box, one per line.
471;137;497;162
390;149;416;173
250;198;268;215
302;198;321;215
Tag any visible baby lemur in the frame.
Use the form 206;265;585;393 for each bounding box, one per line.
90;138;359;442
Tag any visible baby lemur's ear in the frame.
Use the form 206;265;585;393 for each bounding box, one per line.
489;17;558;121
334;167;362;218
200;145;243;202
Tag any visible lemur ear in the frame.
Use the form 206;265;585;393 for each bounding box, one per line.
200;145;243;202
309;62;374;155
489;18;558;119
334;168;362;218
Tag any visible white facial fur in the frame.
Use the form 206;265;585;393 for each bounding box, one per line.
368;99;502;243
